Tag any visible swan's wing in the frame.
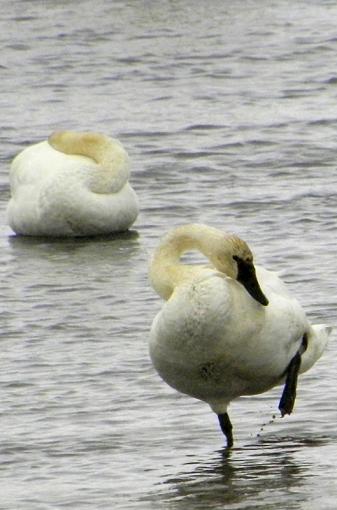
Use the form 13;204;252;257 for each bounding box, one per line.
255;265;293;299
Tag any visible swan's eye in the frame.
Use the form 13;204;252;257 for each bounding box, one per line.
233;255;239;262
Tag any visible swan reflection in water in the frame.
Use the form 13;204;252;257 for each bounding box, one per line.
150;435;329;509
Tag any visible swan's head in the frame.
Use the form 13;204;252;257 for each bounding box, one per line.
211;234;269;306
47;131;129;168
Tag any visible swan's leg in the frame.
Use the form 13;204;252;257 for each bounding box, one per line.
278;333;308;417
218;413;233;448
278;352;301;416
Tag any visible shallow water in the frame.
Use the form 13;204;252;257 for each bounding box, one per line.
1;0;337;508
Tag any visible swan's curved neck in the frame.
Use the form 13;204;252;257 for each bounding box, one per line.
48;131;130;193
149;224;236;300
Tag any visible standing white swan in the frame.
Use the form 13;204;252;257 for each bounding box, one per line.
149;224;331;447
7;131;139;237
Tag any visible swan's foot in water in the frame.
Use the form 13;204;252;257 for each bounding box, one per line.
218;412;233;448
279;333;308;417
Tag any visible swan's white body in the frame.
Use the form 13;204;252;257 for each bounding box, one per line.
7;131;139;237
149;224;330;418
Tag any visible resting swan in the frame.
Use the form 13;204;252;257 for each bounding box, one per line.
149;224;331;447
7;131;139;237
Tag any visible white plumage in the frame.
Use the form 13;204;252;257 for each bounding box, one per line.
149;224;331;446
7;131;139;237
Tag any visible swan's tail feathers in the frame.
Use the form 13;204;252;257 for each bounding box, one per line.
300;323;332;374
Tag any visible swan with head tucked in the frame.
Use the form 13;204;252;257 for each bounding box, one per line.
149;224;331;447
7;131;139;237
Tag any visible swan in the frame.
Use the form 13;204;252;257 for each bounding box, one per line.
149;224;331;447
7;131;139;237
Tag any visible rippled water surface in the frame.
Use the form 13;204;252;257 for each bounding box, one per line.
1;1;337;508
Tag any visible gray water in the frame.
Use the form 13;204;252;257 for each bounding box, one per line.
1;1;337;508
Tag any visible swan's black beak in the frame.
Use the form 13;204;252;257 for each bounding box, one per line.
234;256;269;306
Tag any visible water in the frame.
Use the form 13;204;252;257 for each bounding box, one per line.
1;0;337;508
